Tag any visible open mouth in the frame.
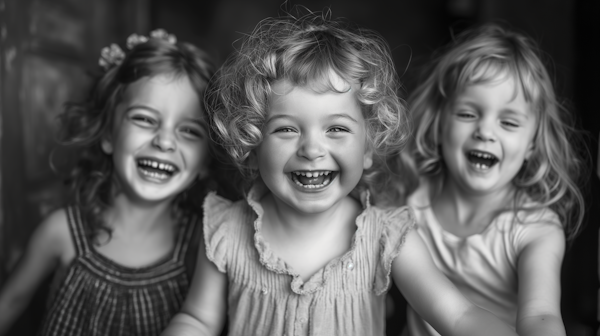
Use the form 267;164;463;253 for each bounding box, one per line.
466;150;499;170
137;158;179;180
291;170;336;189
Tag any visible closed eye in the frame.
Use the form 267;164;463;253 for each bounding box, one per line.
456;111;476;119
273;127;297;133
130;115;156;126
327;126;350;133
501;120;519;128
179;126;204;139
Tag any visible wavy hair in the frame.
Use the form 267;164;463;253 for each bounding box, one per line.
407;23;586;240
207;11;410;205
56;36;216;242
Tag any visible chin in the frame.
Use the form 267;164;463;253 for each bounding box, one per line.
134;185;180;203
289;199;337;215
465;181;501;194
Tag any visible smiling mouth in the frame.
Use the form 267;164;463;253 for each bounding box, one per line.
137;159;179;180
291;170;336;189
467;151;499;170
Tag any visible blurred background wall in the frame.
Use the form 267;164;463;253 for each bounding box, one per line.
0;0;598;335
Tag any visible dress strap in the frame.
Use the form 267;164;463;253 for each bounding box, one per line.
65;206;92;256
174;213;200;262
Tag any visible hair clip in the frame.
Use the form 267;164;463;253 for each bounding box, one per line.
98;43;126;71
125;34;149;50
149;29;177;44
98;29;177;71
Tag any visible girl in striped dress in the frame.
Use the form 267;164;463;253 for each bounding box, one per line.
0;29;221;336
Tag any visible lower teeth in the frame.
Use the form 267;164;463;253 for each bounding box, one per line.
293;175;332;188
141;169;169;179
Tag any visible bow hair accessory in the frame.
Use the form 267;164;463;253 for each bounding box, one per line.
98;29;177;70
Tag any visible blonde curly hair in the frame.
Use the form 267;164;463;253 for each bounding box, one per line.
207;11;410;205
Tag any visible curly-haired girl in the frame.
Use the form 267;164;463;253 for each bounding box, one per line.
0;29;219;336
163;13;518;336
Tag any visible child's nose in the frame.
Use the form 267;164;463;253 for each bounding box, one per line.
473;122;496;142
297;133;326;160
152;130;177;151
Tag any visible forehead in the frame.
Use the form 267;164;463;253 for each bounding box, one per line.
270;73;358;101
121;74;202;112
124;73;188;97
112;73;206;132
458;62;542;104
456;75;530;109
274;67;355;94
267;78;362;122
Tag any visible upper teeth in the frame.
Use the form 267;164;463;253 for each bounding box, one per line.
139;159;176;172
293;171;331;178
471;152;495;160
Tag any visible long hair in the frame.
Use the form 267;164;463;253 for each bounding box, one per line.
207;11;410;205
56;36;216;242
408;23;586;240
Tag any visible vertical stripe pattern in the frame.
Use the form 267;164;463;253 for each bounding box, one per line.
39;207;198;336
203;187;416;336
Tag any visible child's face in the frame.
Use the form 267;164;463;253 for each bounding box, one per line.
102;74;210;204
255;78;372;214
439;76;536;195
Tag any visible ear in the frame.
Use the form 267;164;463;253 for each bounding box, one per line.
101;136;113;154
363;147;373;170
525;141;535;161
197;160;211;181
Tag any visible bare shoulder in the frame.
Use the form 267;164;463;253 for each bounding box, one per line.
0;208;74;314
394;229;426;261
38;208;70;242
32;208;74;264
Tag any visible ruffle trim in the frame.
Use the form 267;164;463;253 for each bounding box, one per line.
203;192;232;273
248;186;369;295
373;205;416;295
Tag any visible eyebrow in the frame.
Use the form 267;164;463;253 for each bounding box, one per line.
125;105;209;127
501;108;530;120
265;114;293;124
455;101;530;120
330;113;359;123
188;118;209;128
125;105;160;115
266;113;359;124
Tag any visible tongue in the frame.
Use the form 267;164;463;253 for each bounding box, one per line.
298;174;326;185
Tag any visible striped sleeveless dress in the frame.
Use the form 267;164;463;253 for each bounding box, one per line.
39;207;199;336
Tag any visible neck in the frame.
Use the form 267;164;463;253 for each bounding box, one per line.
105;193;174;234
261;193;360;239
434;175;514;228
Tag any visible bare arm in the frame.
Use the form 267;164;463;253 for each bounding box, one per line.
516;226;566;336
161;237;227;336
392;230;518;336
0;209;70;335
